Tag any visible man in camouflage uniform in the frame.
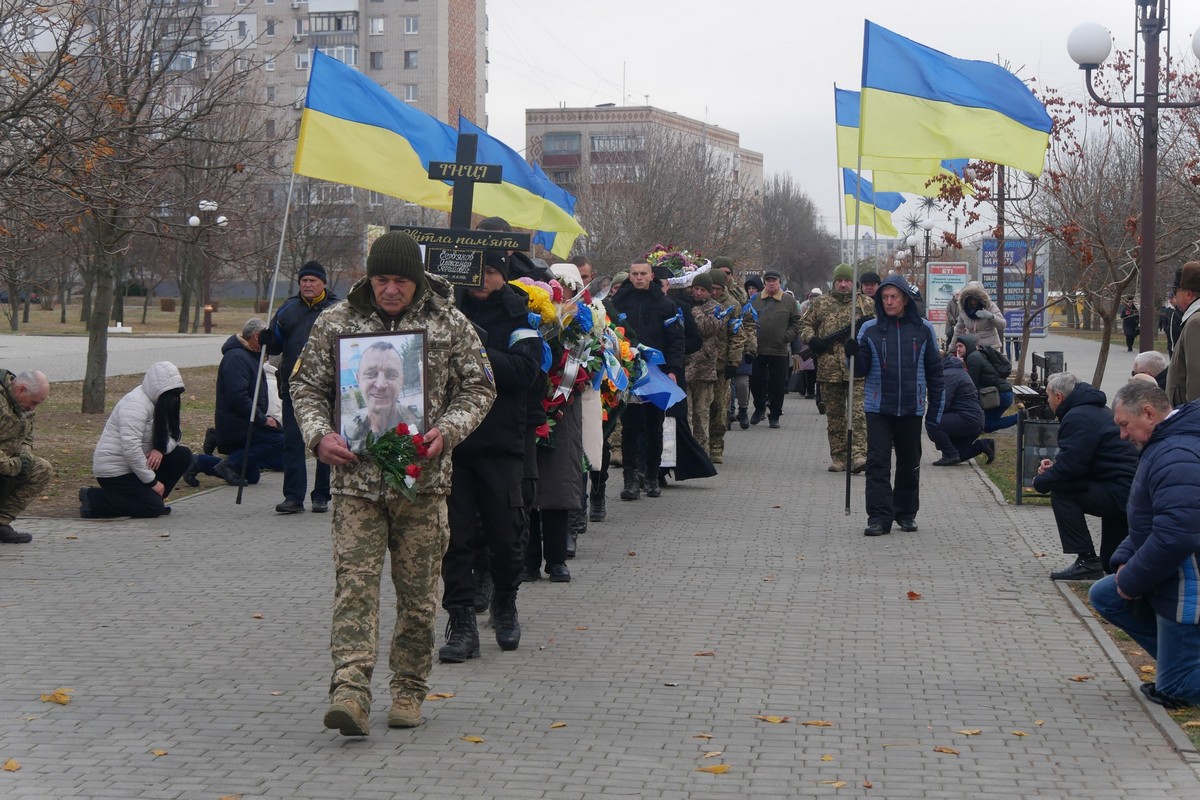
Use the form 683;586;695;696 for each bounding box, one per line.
706;268;746;463
291;231;496;737
684;272;726;456
0;370;51;544
799;264;873;472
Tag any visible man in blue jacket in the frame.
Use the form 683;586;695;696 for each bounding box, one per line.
846;275;942;537
1033;372;1138;581
1090;380;1200;709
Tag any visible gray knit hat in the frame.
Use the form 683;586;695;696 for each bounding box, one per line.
367;231;425;282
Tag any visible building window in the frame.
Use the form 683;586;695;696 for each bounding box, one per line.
295;51;310;70
369;17;384;35
265;19;276;36
403;50;418;69
544;132;580;154
266;120;276;137
369;51;384;70
550;170;575;184
325;46;358;68
404;16;418;34
266;85;276;102
238;21;247;39
404;84;418;102
311;14;358;33
295;18;309;35
265;56;276;71
590;133;645;152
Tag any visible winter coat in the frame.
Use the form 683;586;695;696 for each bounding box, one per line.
0;371;38;478
715;293;748;370
264;289;339;396
958;333;1012;393
214;334;274;454
610;283;686;378
953;284;1005;351
93;362;184;483
1031;382;1137;495
684;298;725;384
854;275;944;419
797;289;874;383
454;284;543;461
943;294;961;344
291;273;496;499
1166;297;1200;406
1120;304;1140;338
1111;400;1200;624
936;355;984;434
536;397;583;510
750;290;803;356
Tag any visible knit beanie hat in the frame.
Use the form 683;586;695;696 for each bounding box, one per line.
832;263;855;283
298;260;327;284
484;249;510;280
860;270;881;285
367;231;425;282
709;269;728;288
744;274;764;292
612;271;629;287
712;256;735;271
692;272;714;292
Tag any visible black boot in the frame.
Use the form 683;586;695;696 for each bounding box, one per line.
645;473;661;498
438;606;480;663
473;570;493;614
619;467;640;500
492;591;521;651
736;408;750;429
589;472;606;521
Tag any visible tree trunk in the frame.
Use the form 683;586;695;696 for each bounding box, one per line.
82;251;116;413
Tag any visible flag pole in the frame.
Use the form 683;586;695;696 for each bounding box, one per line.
235;172;299;504
846;160;865;516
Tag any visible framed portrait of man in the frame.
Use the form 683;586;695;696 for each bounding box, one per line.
335;330;428;454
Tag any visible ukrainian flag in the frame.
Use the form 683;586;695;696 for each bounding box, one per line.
843;169;901;238
872;158;973;198
859;21;1051;176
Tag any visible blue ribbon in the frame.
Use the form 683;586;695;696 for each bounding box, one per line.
663;307;683;328
714;305;733;320
730;318;743;334
742;302;759;322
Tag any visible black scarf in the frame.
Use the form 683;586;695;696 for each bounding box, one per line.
153;388;183;453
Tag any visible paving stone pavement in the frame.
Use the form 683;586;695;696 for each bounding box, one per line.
2;393;1199;799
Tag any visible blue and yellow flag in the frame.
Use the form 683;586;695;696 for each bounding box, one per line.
842;169;901;237
859;21;1051;176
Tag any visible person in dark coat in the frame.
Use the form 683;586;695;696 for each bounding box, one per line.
847;274;943;537
926;354;988;466
1033;372;1138;581
440;251;543;663
1120;298;1140;352
611;259;685;500
1091;381;1200;708
1132;350;1169;390
955;333;1018;432
188;318;284;486
262;261;339;513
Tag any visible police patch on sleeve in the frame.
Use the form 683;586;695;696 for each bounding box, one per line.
476;347;495;386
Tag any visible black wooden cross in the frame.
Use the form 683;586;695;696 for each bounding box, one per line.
426;133;503;230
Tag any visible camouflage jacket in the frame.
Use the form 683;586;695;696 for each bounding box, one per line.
291;274;496;499
715;294;748;368
797;291;875;383
0;371;37;477
684;299;725;383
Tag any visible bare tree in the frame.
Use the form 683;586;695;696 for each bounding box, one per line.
761;173;839;288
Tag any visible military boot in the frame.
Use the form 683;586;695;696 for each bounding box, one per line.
438;606;480;663
645;472;661;498
619;467;641;500
589;471;607;521
473;570;493;614
492;590;521;651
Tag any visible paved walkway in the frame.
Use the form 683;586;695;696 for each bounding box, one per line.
2;387;1198;799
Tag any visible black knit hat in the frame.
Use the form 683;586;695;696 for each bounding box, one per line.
652;265;673;282
367;231;425;282
859;271;882;286
744;275;764;292
297;260;327;284
484;249;510;280
692;272;714;291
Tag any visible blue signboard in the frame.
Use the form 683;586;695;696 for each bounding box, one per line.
981;239;1047;337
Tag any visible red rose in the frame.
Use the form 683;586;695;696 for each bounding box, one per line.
395;423;410;435
405;463;422;479
535;423;551;438
416;444;431;458
411;433;424;446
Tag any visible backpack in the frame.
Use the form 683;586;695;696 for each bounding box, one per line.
980;345;1012;378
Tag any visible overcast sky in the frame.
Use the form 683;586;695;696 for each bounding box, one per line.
485;0;1200;244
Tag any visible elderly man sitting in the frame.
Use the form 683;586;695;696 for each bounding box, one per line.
1090;381;1200;709
1132;350;1169;390
1033;372;1138;581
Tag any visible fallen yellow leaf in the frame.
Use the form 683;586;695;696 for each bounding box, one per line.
40;687;74;705
693;650;716;657
693;733;714;739
801;719;834;727
933;746;960;755
1182;721;1200;729
702;751;723;759
863;780;874;788
1034;551;1047;558
1011;730;1029;737
426;692;456;700
1068;675;1094;682
150;749;167;757
627;551;636;556
270;692;284;697
753;715;790;724
219;795;243;800
820;781;847;788
2;759;19;772
695;764;731;774
461;735;484;743
251;613;264;620
549;722;567;729
1035;720;1045;726
1140;665;1156;674
575;626;589;630
820;754;834;762
65;535;77;540
907;591;922;600
763;575;775;581
956;729;982;736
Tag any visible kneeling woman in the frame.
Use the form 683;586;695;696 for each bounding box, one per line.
81;361;192;518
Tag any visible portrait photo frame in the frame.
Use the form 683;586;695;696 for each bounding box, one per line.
335;330;429;454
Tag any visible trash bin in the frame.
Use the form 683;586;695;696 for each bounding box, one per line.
159;298;176;313
1043;351;1065;377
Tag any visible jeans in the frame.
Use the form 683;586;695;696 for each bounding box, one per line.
983;390;1019;432
195;429;285;484
282;393;330;505
1090;575;1200;705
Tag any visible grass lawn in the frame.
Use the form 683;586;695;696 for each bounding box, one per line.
0;298;265;337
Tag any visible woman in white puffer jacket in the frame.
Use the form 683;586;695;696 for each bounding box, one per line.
952;282;1006;352
81;361;192;518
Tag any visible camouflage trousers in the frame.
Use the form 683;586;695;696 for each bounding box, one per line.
821;381;867;463
328;493;450;708
688;380;716;456
0;455;52;525
708;378;731;460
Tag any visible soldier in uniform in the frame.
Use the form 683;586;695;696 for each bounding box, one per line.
291;231;496;737
0;370;51;544
684;272;726;457
706;268;746;464
799;263;874;472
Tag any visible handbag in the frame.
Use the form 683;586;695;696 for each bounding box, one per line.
979;385;1001;410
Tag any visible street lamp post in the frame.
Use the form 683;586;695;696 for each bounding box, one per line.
1068;0;1200;352
188;199;228;334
